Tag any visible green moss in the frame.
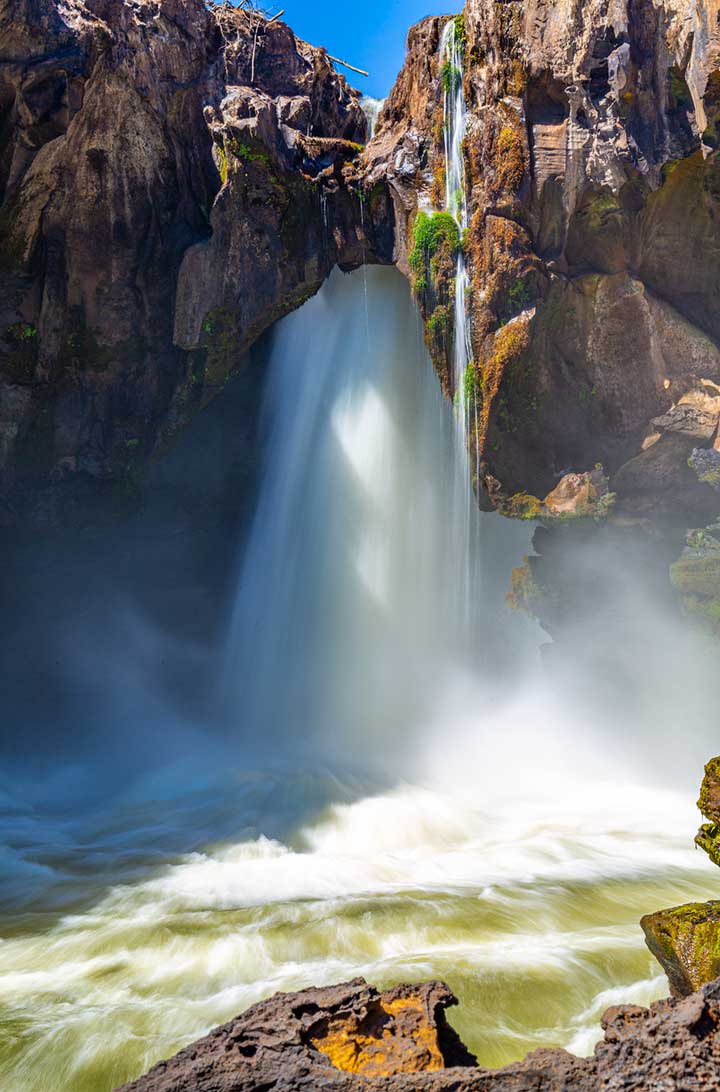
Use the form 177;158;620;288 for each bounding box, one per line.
696;823;720;867
427;306;449;337
453;13;466;49
501;492;544;519
464;362;480;404
227;137;272;166
507;278;529;313
441;61;462;94
410;211;460;276
641;901;720;995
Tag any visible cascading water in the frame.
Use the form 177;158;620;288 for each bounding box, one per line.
1;267;718;1092
219;266;532;769
439;19;474;452
360;95;385;138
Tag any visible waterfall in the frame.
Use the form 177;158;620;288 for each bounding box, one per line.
360;96;385;138
220;267;536;770
3;267;720;1092
439;20;476;473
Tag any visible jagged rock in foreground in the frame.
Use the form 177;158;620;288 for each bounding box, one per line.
642;902;720;998
116;975;720;1092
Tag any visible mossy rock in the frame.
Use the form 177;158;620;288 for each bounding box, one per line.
699;757;720;823
696;823;720;868
641;902;720;997
500;492;545;519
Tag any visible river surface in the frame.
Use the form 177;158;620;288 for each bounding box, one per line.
1;267;716;1092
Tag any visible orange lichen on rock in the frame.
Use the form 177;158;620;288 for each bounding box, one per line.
495;124;526;192
478;316;530;438
309;989;447;1076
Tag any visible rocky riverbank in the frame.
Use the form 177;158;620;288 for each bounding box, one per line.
115;755;720;1091
117;974;720;1091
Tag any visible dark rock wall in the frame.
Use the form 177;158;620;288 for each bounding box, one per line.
0;0;393;527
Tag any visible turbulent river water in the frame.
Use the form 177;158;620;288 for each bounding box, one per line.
1;267;718;1092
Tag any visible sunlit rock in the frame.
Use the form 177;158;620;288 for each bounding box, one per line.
641;903;720;998
117;975;720;1091
543;468;611;517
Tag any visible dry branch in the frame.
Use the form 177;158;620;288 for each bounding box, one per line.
327;55;369;77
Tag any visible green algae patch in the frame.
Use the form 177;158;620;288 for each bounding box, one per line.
641;901;720;997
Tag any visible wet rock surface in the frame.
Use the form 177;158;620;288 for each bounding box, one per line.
642;903;720;998
641;757;720;999
117;975;720;1091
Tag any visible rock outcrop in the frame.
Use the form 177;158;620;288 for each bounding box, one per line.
0;0;392;526
365;0;720;524
642;902;720;998
642;757;720;998
117;974;720;1092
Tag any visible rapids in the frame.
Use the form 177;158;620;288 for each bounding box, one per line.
0;267;717;1091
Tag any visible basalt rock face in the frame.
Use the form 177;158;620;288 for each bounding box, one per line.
117;975;720;1092
368;0;720;525
0;0;392;527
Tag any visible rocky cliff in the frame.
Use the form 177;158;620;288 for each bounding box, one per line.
365;0;720;531
0;0;392;525
117;974;720;1091
4;0;720;608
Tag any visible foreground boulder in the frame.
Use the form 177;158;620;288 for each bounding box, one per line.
642;903;720;998
642;757;720;997
116;975;720;1091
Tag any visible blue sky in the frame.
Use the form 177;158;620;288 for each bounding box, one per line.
231;1;457;97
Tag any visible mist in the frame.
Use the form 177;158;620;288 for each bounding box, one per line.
0;266;717;1091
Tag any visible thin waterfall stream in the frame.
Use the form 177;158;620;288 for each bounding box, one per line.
0;268;717;1092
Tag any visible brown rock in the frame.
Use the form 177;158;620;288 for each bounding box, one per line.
641;902;720;997
115;975;720;1092
543;468;609;515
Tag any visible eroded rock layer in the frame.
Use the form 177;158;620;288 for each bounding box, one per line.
117;975;720;1092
